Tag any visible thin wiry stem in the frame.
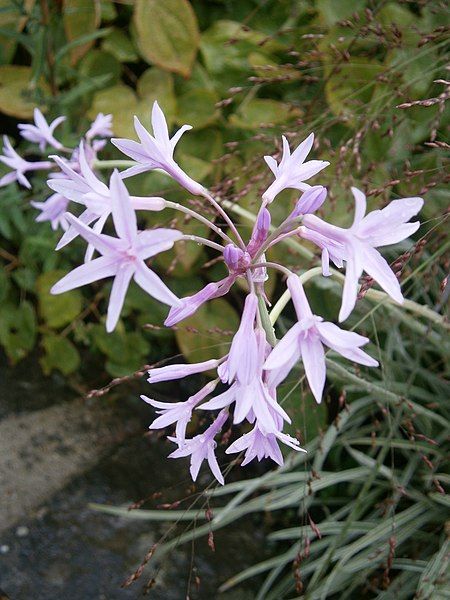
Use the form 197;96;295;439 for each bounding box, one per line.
164;200;233;245
179;234;225;252
202;192;247;251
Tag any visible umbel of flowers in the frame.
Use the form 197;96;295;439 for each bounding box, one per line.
1;103;424;485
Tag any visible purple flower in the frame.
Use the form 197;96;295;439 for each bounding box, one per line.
49;143;165;256
226;293;259;385
226;423;305;466
86;113;113;140
0;136;52;189
51;170;182;332
290;185;327;218
111;101;204;196
142;380;218;444
303;188;424;321
168;410;228;485
147;359;220;384
164;275;236;326
31;193;70;231
262;134;329;204
264;275;378;403
18;108;65;152
223;244;251;272
200;330;291;432
247;208;271;256
299;226;345;276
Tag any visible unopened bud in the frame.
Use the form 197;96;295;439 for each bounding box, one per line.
290;186;327;218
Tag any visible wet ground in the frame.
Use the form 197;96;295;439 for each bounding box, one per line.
0;354;263;599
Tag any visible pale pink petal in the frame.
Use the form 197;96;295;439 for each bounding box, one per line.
316;321;369;349
300;335;326;403
264;324;300;371
109;170;137;244
64;213;124;255
351;187;367;227
51;255;119;294
136;228;182;260
363;245;403;304
170;124;192;151
133;260;180;307
151;101;170;145
106;263;134;332
291;132;314;163
207;446;224;485
339;245;364;322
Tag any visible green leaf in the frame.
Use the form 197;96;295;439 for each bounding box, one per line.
88;84;141;137
175;297;239;363
79;48;121;85
0;301;37;363
176;88;219;129
133;0;200;77
40;334;81;375
0;0;34;65
91;324;150;377
0;65;48;118
137;68;176;124
63;0;101;65
102;28;138;63
36;271;83;328
229;98;301;129
317;0;366;26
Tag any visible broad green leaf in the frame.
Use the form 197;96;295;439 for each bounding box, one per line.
176;88;219;129
102;28;138;63
91;324;150;377
229;98;301;129
0;0;34;64
63;0;101;65
137;68;176;124
36;270;83;328
0;301;37;363
79;48;121;85
175;297;239;363
133;0;200;77
88;84;142;137
0;66;48;118
40;334;81;375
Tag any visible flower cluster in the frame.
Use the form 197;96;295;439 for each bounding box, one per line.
1;102;424;485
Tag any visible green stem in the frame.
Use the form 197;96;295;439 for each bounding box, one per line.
92;159;137;169
258;294;277;346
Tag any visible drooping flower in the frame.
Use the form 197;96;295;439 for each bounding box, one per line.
168;410;228;485
0;136;52;189
303;188;424;321
262;134;329;204
111;101;204;195
299;226;345;276
164;275;236;327
226;293;259;385
142;380;218;444
18;108;65;152
264;275;378;403
51;170;182;332
226;422;305;466
31;193;70;231
86;113;113;140
200;330;292;433
48;143;165;256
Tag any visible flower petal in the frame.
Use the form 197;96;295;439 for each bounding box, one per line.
299;335;326;403
51;255;119;294
134;260;181;307
106;263;134;332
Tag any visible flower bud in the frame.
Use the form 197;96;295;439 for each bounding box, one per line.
290;186;327;218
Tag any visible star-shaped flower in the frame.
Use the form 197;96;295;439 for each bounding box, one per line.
168;410;228;485
264;275;378;403
111;101;204;195
18;108;65;152
86;113;113;140
51;170;182;332
31;193;70;231
262;134;329;204
303;187;424;321
49;143;164;257
0;136;51;189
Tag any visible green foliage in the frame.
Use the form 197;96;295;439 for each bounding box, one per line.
0;3;448;594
